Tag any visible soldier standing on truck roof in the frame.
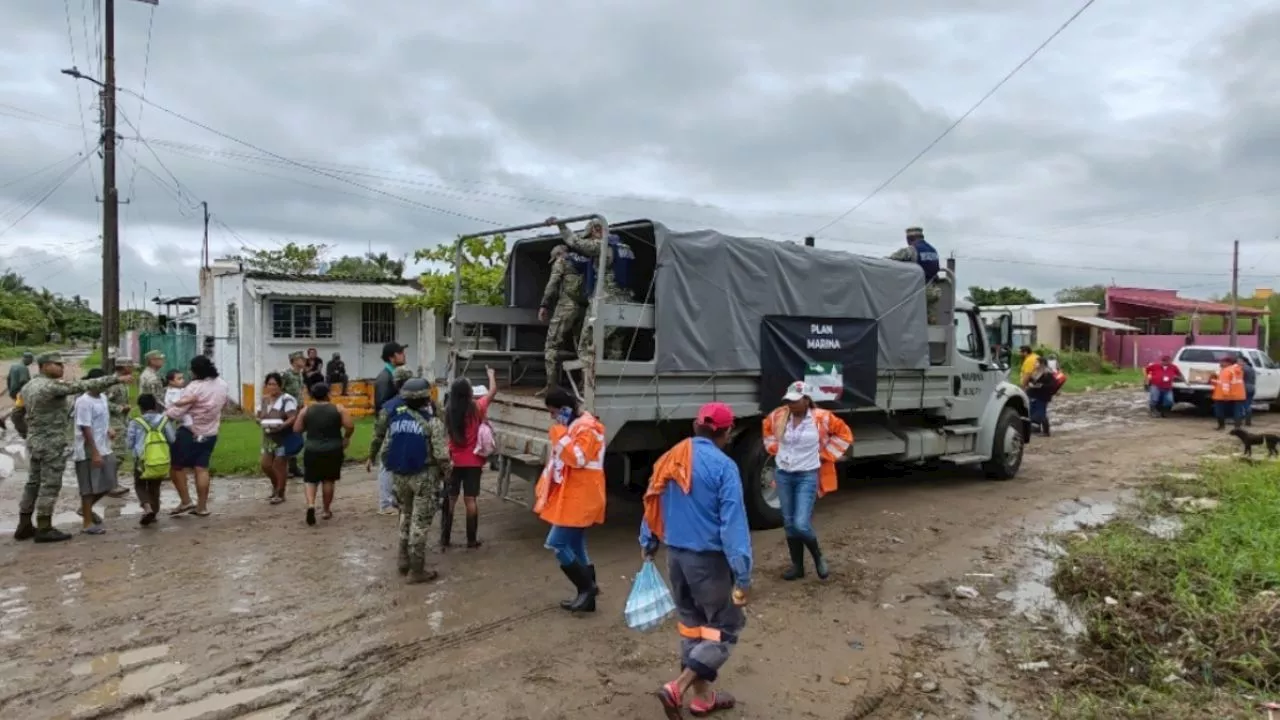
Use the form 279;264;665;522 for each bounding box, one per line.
537;244;587;397
888;226;942;322
546;216;636;387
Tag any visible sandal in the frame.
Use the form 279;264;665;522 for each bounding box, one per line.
321;510;333;520
656;681;685;720
191;509;211;517
269;496;285;505
169;504;196;516
689;691;736;717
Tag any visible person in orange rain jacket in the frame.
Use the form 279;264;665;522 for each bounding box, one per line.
1209;354;1246;431
763;381;852;582
533;387;607;613
641;402;751;718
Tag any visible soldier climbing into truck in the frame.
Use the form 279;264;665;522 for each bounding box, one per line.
888;226;942;322
537;245;585;397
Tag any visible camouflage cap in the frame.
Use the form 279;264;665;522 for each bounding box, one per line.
905;226;924;238
144;349;165;361
400;377;431;400
36;351;64;365
113;356;137;369
584;218;605;234
392;366;415;383
550;244;568;261
288;351;305;361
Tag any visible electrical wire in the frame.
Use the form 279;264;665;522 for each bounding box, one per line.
0;152;94;240
124;1;157;206
810;0;1100;235
0;151;86;190
62;0;99;195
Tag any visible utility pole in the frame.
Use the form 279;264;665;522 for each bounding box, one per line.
100;0;119;372
1229;239;1239;346
201;201;210;268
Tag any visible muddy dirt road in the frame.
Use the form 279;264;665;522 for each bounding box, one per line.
0;388;1252;719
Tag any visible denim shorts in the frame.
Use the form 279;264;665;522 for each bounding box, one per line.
173;427;218;469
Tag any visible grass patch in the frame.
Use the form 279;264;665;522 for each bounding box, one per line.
1059;368;1145;393
0;344;59;361
82;347;102;367
207;416;376;476
1047;458;1280;716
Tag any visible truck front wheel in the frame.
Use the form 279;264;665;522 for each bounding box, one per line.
982;406;1025;481
731;427;784;530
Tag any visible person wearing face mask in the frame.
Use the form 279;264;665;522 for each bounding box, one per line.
532;387;607;612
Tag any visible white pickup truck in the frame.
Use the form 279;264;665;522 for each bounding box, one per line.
1171;344;1280;411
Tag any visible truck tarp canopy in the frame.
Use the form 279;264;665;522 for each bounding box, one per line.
654;226;930;373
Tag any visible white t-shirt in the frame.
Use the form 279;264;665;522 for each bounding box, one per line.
72;393;112;462
777;411;822;473
164;387;193;428
269;394;299;414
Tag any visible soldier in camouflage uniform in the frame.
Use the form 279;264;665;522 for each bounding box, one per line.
537;244;586;396
282;351;307;478
548;217;635;387
888;226;943;323
138;350;166;407
376;377;451;584
14;352;129;543
104;356;136;497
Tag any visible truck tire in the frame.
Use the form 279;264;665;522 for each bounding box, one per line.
731;427;784;530
982;406;1024;481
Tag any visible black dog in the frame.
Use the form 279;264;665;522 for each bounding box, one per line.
1228;427;1280;458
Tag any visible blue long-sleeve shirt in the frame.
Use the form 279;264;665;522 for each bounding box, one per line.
125;412;177;457
1242;361;1257;392
639;437;753;589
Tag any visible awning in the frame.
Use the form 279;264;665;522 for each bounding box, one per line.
248;279;419;301
1059;315;1142;332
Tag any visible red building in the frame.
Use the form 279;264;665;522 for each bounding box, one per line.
1102;287;1267;367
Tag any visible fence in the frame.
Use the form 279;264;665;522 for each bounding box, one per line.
119;331;198;376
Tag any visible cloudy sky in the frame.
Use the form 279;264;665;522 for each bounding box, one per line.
1;0;1278;313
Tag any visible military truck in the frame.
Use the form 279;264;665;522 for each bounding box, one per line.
447;215;1029;530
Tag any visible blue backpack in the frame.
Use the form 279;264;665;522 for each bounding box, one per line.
384;406;432;475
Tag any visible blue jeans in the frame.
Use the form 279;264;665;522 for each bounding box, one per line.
775;468;818;541
1215;400;1242;425
1029;398;1048;425
1245;387;1256;420
378;464;397;510
545;525;591;566
1147;386;1174;411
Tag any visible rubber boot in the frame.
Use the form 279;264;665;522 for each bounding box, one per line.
1042;418;1051;437
804;537;830;579
1216;418;1226;430
782;537;806;581
558;563;597;612
396;540;410;575
405;554;438;584
33;517;72;544
465;513;482;549
13;513;35;541
439;505;453;550
586;564;600;596
1246;413;1253;427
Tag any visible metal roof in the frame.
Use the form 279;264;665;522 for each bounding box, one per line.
1058;315;1142;333
1106;287;1267;316
247;278;420;301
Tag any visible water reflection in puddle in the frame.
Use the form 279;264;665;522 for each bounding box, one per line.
0;585;29;642
998;538;1085;637
71;644;174;676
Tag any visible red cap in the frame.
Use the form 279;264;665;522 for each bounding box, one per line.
696;402;734;431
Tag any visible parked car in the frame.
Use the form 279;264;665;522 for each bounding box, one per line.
1171;345;1280;411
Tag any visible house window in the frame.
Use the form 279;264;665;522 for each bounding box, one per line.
272;301;335;340
227;302;238;342
362;302;397;344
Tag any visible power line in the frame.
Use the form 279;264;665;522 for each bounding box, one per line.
0;151;86;190
123;1;156;207
0;152;94;240
810;0;1099;235
62;0;100;195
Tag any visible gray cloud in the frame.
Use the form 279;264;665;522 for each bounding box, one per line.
2;0;1280;314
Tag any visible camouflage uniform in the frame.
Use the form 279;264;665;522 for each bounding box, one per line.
282;352;307;477
138;350;166;406
368;367;418;465
383;378;451;583
16;352;122;538
104;358;136;493
540;245;586;392
888;243;942;323
559;220;635;383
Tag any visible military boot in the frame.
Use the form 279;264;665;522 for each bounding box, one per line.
33;517;72;543
13;513;35;541
782;537;806;581
396;540;410;575
405;554;438;585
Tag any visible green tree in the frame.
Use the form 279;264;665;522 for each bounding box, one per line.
966;286;1044;306
0;291;46;343
327;251;406;280
1054;284;1107;306
235;242;327;275
398;235;507;316
121;309;158;331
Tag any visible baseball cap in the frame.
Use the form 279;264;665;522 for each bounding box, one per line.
381;341;407;361
782;381;812;402
695;402;734;431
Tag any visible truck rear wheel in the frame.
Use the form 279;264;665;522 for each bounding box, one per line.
731;427;783;530
982;406;1024;481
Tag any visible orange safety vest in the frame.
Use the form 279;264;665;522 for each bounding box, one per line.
533;412;607;528
762;407;853;497
1211;364;1246;402
642;438;694;543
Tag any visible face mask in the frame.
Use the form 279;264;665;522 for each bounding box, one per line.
555;407;574;426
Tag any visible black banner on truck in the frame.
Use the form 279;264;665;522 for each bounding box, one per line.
759;315;879;412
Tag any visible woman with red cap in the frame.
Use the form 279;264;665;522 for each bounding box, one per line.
763;381;852;581
641;402;751;718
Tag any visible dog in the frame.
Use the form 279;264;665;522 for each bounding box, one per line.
1228;427;1280;458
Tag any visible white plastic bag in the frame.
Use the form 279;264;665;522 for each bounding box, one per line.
624;559;676;632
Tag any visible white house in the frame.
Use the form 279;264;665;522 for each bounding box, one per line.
198;258;437;407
